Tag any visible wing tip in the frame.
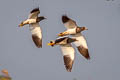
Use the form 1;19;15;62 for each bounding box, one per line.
32;35;42;48
66;69;72;72
30;7;40;13
37;44;42;48
77;46;90;60
86;55;90;60
62;15;70;23
63;56;73;72
37;39;42;48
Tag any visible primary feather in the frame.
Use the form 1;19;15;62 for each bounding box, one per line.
28;8;40;19
72;33;90;59
61;44;75;72
29;23;42;48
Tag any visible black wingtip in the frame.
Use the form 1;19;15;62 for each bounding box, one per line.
86;54;90;60
63;56;73;72
30;7;39;13
83;50;90;60
62;15;70;23
32;35;42;48
77;46;90;60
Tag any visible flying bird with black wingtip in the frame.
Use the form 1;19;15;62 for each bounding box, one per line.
58;15;90;59
19;8;46;48
48;37;77;72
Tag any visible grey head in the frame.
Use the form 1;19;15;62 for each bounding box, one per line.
76;27;88;33
36;16;46;22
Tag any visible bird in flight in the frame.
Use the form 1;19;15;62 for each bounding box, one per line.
19;8;46;48
58;15;90;59
48;37;77;72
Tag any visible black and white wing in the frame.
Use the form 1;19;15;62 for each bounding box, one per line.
62;15;77;29
60;44;75;72
72;33;90;59
28;8;40;19
29;23;42;48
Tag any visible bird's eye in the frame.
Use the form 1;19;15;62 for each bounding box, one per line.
50;41;53;43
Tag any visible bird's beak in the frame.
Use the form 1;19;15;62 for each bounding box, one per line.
47;42;55;46
19;23;24;27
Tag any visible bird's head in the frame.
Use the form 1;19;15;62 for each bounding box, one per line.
81;26;88;30
76;26;88;33
47;40;55;47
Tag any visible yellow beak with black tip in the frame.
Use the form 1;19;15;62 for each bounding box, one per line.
19;23;24;27
47;42;55;46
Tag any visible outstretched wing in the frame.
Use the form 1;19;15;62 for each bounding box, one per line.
28;8;40;19
72;33;90;59
60;44;75;72
62;15;77;29
29;23;42;48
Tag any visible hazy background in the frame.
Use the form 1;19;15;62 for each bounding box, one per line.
0;0;120;80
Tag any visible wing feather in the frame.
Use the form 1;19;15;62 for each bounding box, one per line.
62;15;77;29
28;8;40;19
60;44;75;72
29;23;42;48
72;33;90;59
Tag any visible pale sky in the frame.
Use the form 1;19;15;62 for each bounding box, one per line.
0;0;120;80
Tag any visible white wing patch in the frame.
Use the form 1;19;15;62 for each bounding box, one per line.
60;44;75;60
64;20;77;30
29;23;42;39
72;33;88;49
65;28;76;35
28;10;40;19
